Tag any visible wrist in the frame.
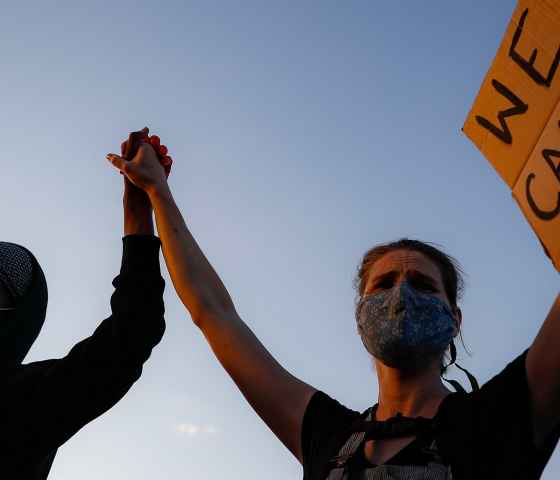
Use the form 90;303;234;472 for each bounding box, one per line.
124;215;154;235
123;194;153;212
147;181;172;203
124;201;154;235
123;178;155;235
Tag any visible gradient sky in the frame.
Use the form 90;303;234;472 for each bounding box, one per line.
2;1;559;478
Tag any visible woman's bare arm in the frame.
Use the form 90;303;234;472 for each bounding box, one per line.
148;183;316;461
526;294;560;448
107;136;317;461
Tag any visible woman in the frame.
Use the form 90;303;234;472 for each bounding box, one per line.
108;131;560;479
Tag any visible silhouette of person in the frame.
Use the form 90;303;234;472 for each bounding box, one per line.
0;155;165;478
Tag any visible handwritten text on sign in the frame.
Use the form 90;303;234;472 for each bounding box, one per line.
463;0;560;271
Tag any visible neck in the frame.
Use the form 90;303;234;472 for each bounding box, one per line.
374;359;451;421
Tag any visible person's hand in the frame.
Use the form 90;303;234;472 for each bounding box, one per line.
116;129;155;235
107;127;171;196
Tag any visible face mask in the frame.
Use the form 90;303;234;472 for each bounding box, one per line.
0;242;47;366
356;281;456;370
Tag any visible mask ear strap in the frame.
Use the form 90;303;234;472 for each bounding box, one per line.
454;363;480;392
442;376;466;394
440;340;480;393
440;339;457;374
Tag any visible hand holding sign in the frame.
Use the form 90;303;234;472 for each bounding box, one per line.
463;0;560;271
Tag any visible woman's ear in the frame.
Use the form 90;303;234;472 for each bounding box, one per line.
452;307;462;336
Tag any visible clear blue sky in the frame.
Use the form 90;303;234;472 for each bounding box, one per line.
2;1;559;478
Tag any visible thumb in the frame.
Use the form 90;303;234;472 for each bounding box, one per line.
106;153;129;175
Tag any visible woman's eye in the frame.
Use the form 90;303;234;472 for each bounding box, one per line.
413;282;436;292
376;279;393;289
365;281;390;295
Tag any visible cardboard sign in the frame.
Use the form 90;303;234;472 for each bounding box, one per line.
463;0;560;271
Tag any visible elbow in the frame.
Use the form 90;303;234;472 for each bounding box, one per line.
189;300;237;331
177;288;236;330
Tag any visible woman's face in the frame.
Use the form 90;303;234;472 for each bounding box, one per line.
363;249;459;323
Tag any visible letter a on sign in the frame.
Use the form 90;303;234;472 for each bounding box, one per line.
463;0;560;271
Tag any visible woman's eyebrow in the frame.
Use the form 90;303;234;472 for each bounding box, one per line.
370;271;398;286
407;270;438;287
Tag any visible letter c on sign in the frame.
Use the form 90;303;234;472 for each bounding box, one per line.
526;173;560;221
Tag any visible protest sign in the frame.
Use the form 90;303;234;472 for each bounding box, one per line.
463;0;560;271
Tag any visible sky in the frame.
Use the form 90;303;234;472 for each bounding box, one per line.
1;0;559;478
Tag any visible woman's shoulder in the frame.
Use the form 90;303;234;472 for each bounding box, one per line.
302;390;363;447
432;350;532;456
305;390;362;421
302;391;364;480
438;348;531;417
434;349;560;479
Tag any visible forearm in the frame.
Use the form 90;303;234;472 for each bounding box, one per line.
19;236;165;454
147;183;314;460
526;293;560;445
148;183;235;324
529;294;560;367
124;189;154;236
62;235;165;365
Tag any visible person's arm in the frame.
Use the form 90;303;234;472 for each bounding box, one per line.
151;183;316;461
124;176;154;236
525;294;560;447
107;135;316;462
14;180;165;458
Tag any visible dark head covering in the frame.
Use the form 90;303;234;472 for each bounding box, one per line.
0;242;47;365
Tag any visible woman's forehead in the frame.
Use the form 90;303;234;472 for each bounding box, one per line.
367;250;443;283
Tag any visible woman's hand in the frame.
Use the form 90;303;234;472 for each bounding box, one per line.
107;127;169;196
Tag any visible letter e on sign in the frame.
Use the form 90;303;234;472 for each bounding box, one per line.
463;0;560;188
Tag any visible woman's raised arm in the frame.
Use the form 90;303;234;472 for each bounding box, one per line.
526;294;560;448
107;137;316;462
152;183;316;461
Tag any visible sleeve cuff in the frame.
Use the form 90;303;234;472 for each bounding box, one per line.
120;235;162;274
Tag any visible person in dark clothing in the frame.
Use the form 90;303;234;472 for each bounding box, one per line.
107;131;560;479
0;163;166;478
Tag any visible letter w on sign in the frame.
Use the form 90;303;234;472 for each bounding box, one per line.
463;0;560;272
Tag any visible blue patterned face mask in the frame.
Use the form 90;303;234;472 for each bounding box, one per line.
356;282;456;370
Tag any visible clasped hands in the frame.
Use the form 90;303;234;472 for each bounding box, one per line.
107;127;173;235
107;126;172;195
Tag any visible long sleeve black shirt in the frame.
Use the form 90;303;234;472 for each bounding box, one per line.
0;234;166;479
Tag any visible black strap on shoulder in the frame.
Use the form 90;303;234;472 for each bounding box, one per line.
342;404;437;440
356;414;435;441
322;405;378;479
324;410;440;478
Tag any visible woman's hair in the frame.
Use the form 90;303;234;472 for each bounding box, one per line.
353;238;469;375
